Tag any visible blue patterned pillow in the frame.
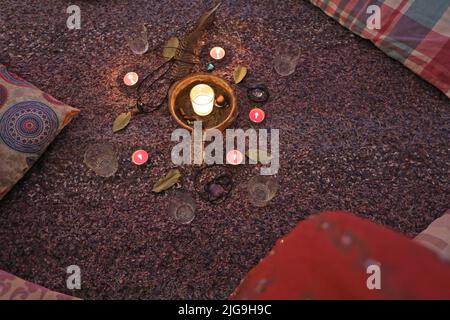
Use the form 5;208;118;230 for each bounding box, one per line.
0;64;79;199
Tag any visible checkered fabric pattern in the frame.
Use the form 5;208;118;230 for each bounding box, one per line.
309;0;450;98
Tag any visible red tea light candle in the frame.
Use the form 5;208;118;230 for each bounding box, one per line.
226;150;243;165
210;47;225;61
249;107;265;123
123;72;139;87
131;149;148;165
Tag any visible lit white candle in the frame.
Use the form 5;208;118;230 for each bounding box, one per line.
190;84;214;116
123;72;139;86
210;47;225;60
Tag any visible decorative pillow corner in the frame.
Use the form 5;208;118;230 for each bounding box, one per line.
309;0;450;99
0;269;79;300
0;64;80;200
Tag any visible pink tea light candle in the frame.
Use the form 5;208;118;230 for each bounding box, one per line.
123;72;139;87
210;47;225;61
131;149;148;165
226;150;243;165
249;107;265;123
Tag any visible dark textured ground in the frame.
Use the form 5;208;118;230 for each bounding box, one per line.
0;0;449;299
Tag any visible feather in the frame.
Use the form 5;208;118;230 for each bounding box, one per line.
168;2;222;80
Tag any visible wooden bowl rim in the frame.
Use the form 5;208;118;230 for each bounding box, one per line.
169;73;237;131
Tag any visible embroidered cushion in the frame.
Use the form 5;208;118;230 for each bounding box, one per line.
0;64;79;200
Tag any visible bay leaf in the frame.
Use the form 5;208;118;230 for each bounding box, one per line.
233;66;247;84
152;169;181;193
162;37;180;61
113;112;131;133
246;149;272;164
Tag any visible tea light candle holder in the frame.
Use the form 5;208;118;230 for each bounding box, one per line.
247;175;278;207
123;72;139;87
168;191;196;224
210;47;225;61
190;84;214;116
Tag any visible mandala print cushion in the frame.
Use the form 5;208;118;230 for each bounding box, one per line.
0;64;79;200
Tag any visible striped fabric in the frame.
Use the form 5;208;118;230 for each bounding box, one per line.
309;0;450;98
415;210;450;261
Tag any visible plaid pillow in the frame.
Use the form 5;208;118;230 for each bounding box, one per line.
0;64;79;200
309;0;450;98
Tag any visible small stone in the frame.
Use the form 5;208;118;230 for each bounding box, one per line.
253;88;264;98
208;183;225;198
206;63;215;72
216;95;225;105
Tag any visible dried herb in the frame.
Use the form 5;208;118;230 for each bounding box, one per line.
162;37;180;61
233;66;247;84
113;112;131;133
152;169;181;193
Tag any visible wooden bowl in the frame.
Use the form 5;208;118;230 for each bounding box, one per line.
168;73;237;132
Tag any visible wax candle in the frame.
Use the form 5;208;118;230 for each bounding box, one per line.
210;47;225;61
131;149;148;165
190;84;214;116
226;150;243;165
123;72;139;86
249;108;265;123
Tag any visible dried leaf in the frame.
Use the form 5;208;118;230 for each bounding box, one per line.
246;149;272;164
152;169;181;193
113;112;131;133
162;36;180;61
233;66;247;84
